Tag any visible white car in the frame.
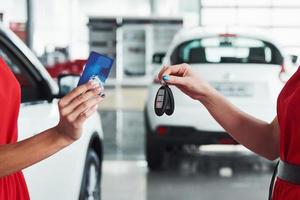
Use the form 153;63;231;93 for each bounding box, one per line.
0;25;103;199
145;27;291;170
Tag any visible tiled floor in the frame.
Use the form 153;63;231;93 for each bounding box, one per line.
102;159;271;200
100;109;274;200
100;88;148;111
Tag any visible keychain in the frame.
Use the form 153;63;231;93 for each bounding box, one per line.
154;76;175;116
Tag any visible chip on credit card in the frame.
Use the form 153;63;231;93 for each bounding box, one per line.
77;51;114;87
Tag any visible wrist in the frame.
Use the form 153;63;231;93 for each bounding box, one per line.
197;84;218;105
50;126;75;147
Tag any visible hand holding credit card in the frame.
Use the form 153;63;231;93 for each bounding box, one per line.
77;51;114;97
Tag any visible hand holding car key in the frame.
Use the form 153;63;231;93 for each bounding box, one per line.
154;74;175;116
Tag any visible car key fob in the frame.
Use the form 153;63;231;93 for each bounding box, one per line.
164;86;174;116
154;85;169;116
154;85;175;116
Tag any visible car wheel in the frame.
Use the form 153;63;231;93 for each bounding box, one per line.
146;133;164;171
79;149;102;200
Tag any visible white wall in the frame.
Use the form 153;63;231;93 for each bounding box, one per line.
32;0;200;59
0;0;199;59
201;0;300;55
0;0;26;25
33;0;73;56
31;0;154;58
70;0;152;59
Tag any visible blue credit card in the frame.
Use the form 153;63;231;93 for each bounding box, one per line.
77;51;114;86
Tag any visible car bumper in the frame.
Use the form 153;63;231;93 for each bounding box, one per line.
149;125;237;145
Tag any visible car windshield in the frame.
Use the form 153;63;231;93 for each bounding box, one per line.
171;35;283;65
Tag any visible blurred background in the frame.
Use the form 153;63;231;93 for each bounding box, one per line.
1;0;300;199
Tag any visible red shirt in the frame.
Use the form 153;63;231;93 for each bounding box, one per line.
273;67;300;199
0;58;30;199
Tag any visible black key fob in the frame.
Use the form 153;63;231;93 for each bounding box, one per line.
154;85;175;116
154;86;169;116
165;86;174;116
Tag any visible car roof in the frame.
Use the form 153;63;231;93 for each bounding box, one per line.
173;26;283;49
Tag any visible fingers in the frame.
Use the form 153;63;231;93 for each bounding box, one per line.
67;96;103;122
166;75;185;86
157;65;169;80
58;82;98;107
158;63;189;80
61;86;101;116
74;104;99;126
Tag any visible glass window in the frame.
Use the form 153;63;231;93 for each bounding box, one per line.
201;0;300;54
201;0;236;6
273;0;300;6
0;48;34;88
0;43;42;102
202;0;272;7
171;36;283;65
235;0;272;6
270;28;300;47
236;8;271;26
272;9;300;26
202;8;236;26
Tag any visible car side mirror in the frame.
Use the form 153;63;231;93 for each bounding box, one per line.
290;55;299;65
57;74;80;96
152;53;166;64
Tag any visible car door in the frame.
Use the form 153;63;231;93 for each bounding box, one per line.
0;35;58;143
0;34;84;199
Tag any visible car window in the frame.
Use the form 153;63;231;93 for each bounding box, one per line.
0;43;43;102
171;36;283;65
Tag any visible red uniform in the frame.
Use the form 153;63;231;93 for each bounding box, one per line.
0;58;30;199
273;67;300;199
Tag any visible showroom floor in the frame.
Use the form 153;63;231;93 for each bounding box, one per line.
99;88;274;200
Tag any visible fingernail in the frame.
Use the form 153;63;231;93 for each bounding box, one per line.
94;87;101;94
162;75;170;81
88;81;94;86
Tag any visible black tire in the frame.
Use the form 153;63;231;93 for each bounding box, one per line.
144;108;165;171
79;149;102;200
145;132;164;171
